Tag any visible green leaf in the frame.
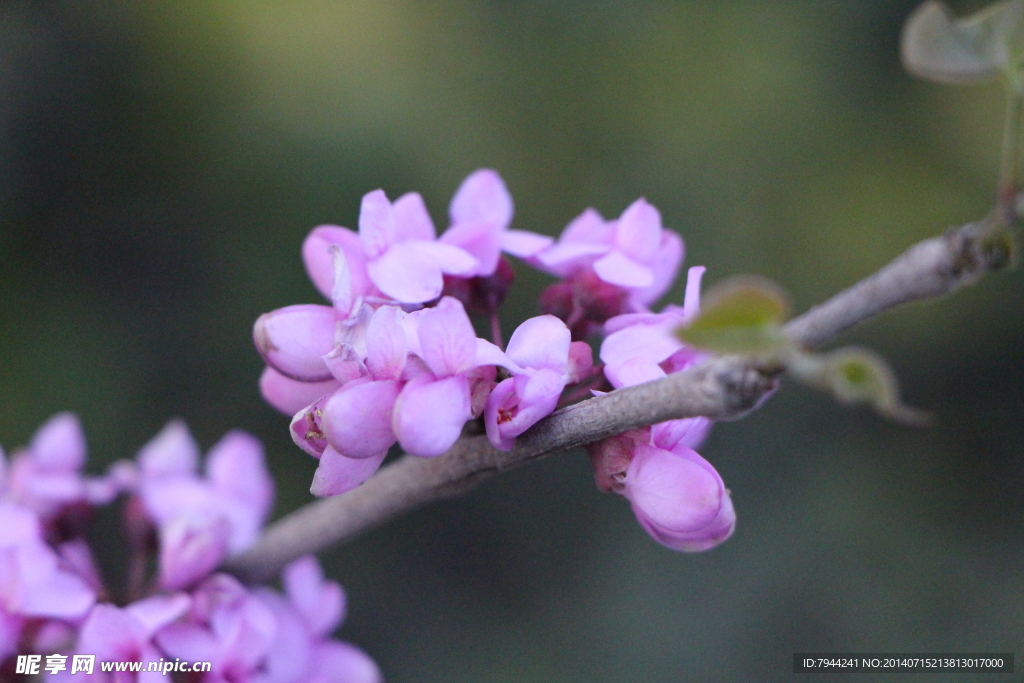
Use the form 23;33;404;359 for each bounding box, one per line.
677;276;793;355
821;348;933;427
901;0;1024;86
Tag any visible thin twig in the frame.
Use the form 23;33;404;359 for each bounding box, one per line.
225;219;1009;583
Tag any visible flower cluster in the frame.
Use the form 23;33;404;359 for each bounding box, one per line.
0;414;380;682
255;168;735;553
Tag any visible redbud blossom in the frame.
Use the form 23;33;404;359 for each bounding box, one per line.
1;413;122;520
359;189;478;303
600;265;707;388
484;315;591;451
133;423;274;590
439;169;552;277
622;443;735;552
0;502;96;659
533;199;684;337
157;559;381;683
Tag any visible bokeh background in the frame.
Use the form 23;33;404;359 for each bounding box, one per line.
1;1;1022;680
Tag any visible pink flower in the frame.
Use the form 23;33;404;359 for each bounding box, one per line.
302;225;378;304
359;189;478;303
533;199;684;337
438;169;552;277
622;441;735;552
157;559;380;683
132;422;274;590
291;297;506;494
255;556;381;683
600;265;707;388
256;247;379;412
538;199;682;296
1;413;122;520
484;315;592;450
390;297;503;457
290;304;410;495
156;574;276;682
63;594;191;682
587;417;730;553
0;502;96;659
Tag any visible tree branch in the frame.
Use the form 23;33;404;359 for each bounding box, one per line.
225;219;1009;583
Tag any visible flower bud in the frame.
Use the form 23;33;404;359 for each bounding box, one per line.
254;305;337;382
622;444;735;552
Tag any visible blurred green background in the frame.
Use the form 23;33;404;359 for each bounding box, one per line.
1;1;1022;680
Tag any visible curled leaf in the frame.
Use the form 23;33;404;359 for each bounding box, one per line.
789;347;933;427
901;0;1024;85
677;276;793;355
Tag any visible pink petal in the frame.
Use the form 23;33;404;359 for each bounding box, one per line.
322;343;369;384
603;311;666;334
358;189;395;259
282;555;346;636
309;641;383;683
335;301;374;357
467;364;497;417
614;198;661;263
631;230;684;307
651;417;713;452
682;265;706;321
139;478;212;526
260;367;341;416
439;221;501;276
56;539;104;594
488;369;563;447
393;375;471;458
19;566;96;619
155;622;220;666
505;315;570;372
302;226;372;303
367;242;443;303
30;412;85;472
560;207;612;244
77;604;146;659
255;592;314;681
205;431;274;521
604;358;667;389
500;230;552;258
449;169;513;229
291;395;331;458
593;250;654;288
623;444;734;552
310;447;386;497
254;304;337;382
474;338;520;373
566;341;594;383
365;305;407;381
137;420;199;479
393;192;436;241
484;378;518;451
535;241;609;277
0;612;23;661
330;246;354;315
126;593;192;638
415;240;479;276
417;297;477;377
321;380;400;459
158;516;231;591
0;502;43;545
599;321;682;368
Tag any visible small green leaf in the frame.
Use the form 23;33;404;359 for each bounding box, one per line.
901;0;1024;86
823;348;933;427
677;276;793;355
